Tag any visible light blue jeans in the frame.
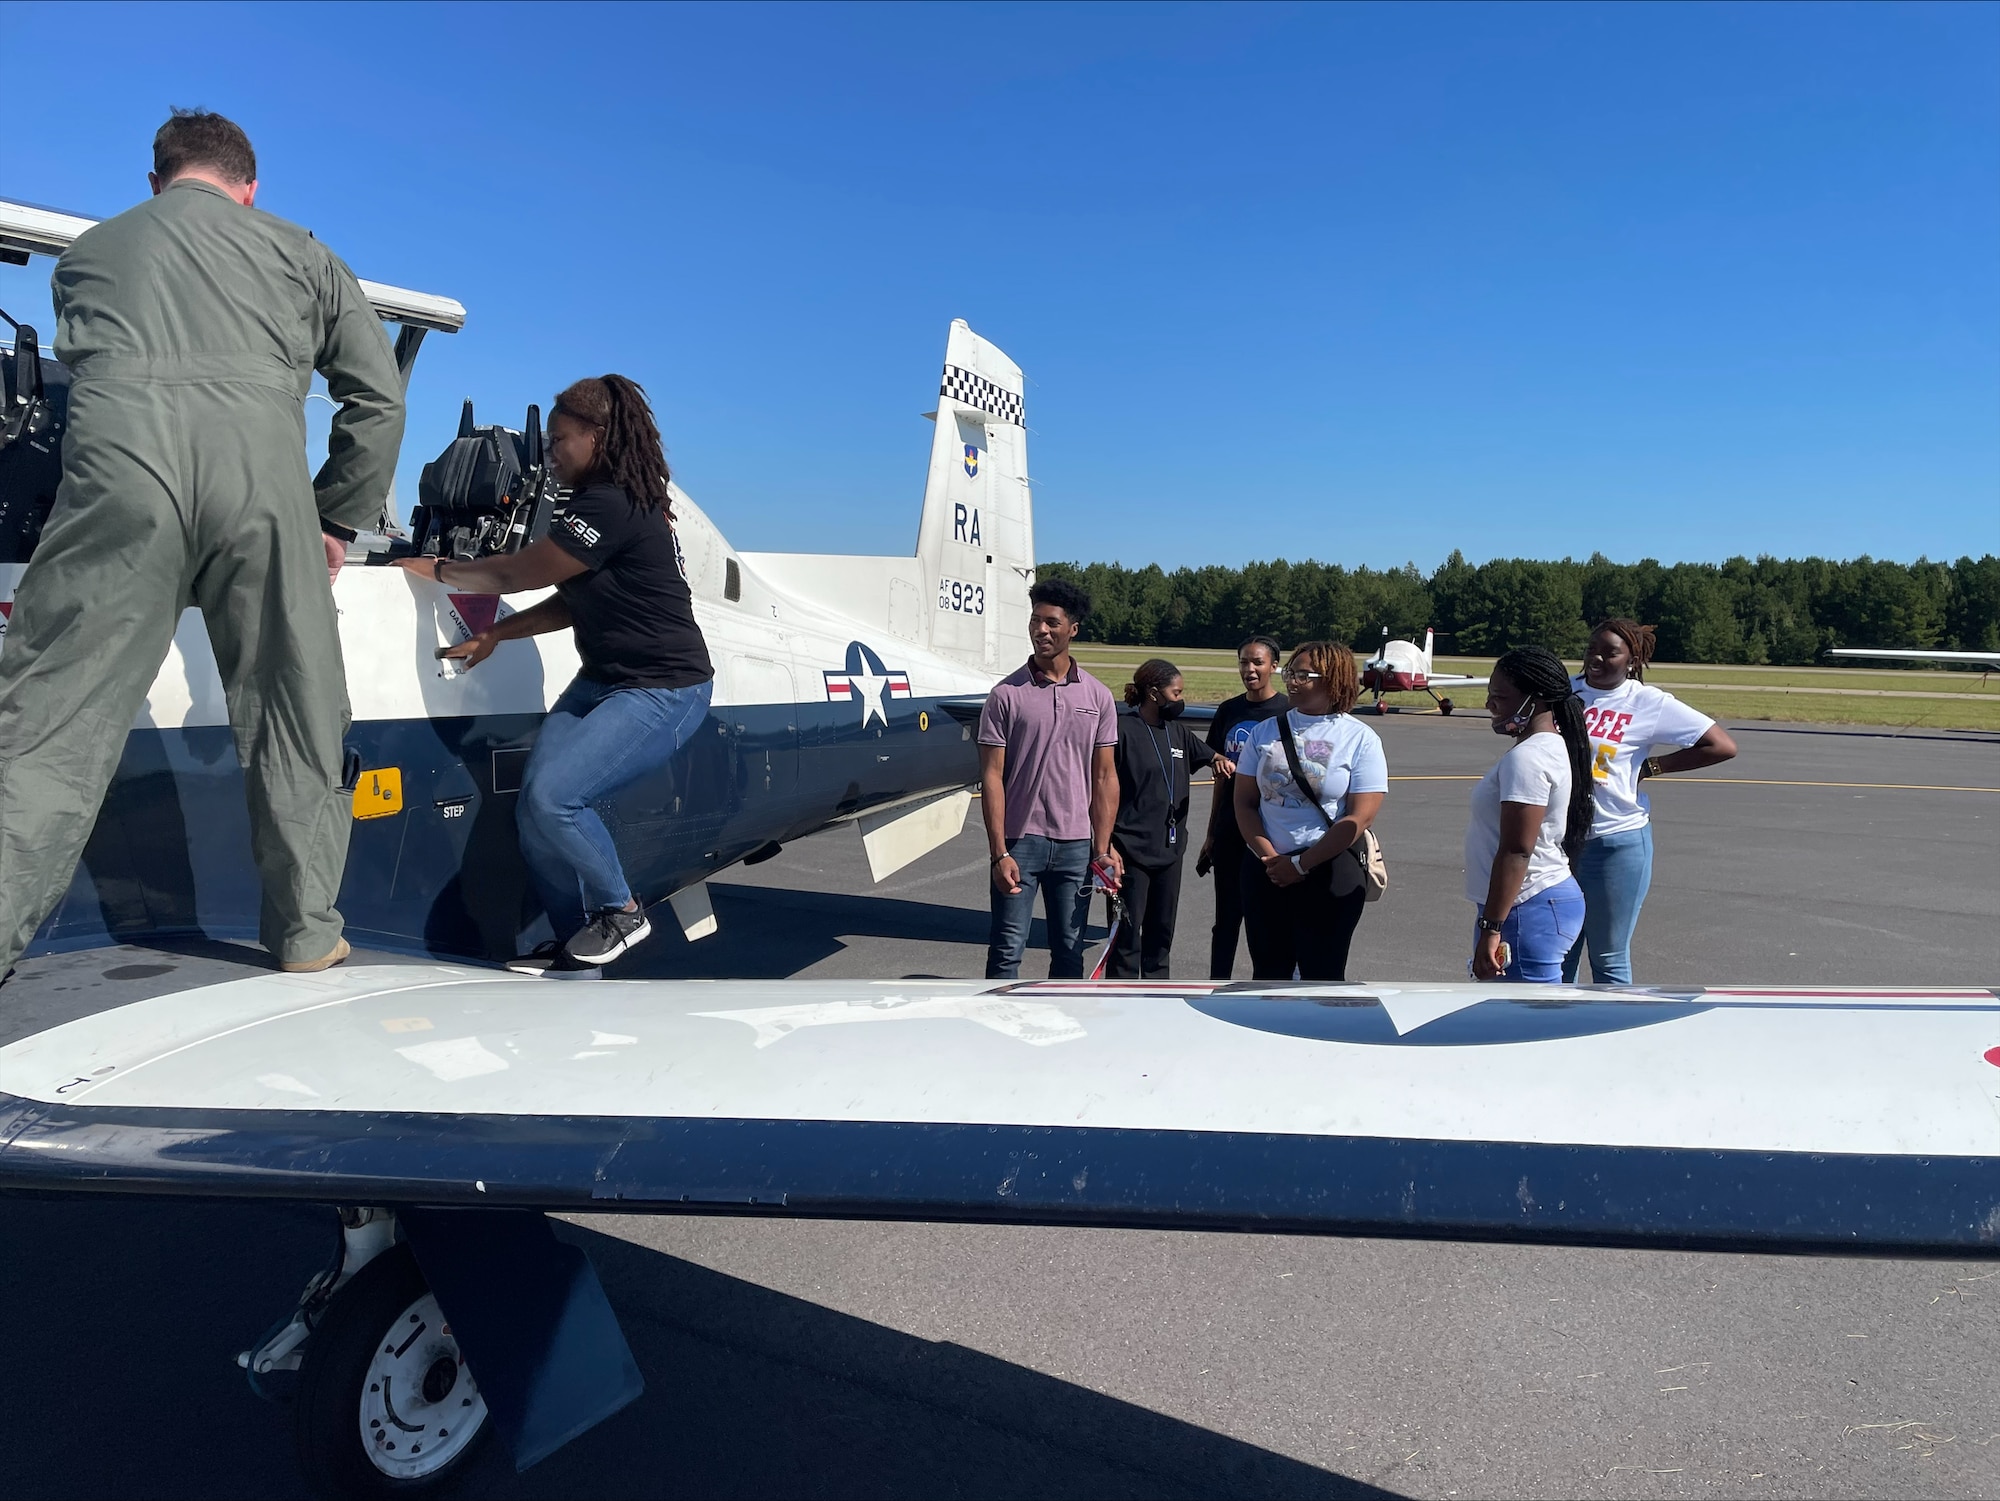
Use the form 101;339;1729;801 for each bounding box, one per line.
986;834;1092;980
1560;825;1654;985
517;675;714;942
1475;877;1586;984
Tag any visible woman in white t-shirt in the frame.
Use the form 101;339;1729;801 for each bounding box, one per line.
1232;640;1388;981
1466;646;1594;982
1561;618;1739;984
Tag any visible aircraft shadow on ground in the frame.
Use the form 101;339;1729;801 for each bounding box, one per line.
618;882;1108;981
0;1196;1394;1500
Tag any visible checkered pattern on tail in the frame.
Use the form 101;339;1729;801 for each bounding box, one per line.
939;364;1024;427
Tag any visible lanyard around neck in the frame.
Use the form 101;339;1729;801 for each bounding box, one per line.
1143;719;1177;800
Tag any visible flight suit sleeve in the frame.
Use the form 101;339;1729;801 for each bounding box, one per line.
311;250;407;534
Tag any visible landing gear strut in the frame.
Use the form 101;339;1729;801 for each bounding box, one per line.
238;1204;643;1493
240;1208;492;1496
294;1244;491;1494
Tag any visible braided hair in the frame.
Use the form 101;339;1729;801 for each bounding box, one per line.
552;374;674;519
1493;645;1595;860
1124;658;1180;707
1592;617;1657;681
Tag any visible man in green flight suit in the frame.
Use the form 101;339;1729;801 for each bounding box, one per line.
0;109;405;976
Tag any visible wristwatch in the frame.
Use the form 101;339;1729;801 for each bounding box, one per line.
1641;756;1664;780
1476;916;1505;934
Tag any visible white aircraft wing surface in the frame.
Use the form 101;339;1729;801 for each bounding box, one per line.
3;967;1999;1252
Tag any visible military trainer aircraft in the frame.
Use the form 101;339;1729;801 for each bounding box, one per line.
0;196;1031;962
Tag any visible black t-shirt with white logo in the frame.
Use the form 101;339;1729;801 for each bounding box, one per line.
1203;690;1289;846
547;482;714;689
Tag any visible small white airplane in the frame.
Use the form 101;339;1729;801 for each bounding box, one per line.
1359;626;1489;714
1825;644;2000;676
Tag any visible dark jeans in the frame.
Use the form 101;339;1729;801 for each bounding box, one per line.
1207;833;1249;979
518;675;714;942
986;834;1092;979
1239;857;1366;981
1104;851;1184;979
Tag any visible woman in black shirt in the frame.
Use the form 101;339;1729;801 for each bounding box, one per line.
1196;636;1287;978
1105;659;1214;978
395;375;714;976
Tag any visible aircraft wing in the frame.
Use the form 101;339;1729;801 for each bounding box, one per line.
3;966;1998;1253
1427;674;1488;689
1825;648;2000;671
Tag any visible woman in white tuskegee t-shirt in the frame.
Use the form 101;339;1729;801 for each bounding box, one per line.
1561;618;1738;985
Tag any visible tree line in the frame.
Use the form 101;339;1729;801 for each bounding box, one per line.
1037;552;2000;664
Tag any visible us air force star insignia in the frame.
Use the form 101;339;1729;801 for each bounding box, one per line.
823;642;914;726
851;667;890;728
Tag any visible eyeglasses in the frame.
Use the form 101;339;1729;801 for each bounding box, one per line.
1282;668;1323;683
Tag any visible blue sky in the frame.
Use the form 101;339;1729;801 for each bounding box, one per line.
2;1;1994;573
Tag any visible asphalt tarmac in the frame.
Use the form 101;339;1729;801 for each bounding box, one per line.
3;715;1997;1498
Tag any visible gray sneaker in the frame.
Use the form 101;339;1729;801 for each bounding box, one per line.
565;907;651;966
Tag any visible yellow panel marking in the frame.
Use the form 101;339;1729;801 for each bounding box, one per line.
919;710;930;732
380;1017;434;1034
353;767;404;819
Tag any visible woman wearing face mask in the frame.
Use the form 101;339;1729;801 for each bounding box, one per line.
1562;618;1738;983
1466;646;1593;982
1106;659;1215;977
1197;636;1287;978
1232;641;1387;981
395;375;714;978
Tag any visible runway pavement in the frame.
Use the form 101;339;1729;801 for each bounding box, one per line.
2;716;1997;1498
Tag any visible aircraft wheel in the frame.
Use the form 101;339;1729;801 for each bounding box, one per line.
294;1244;491;1496
1437;698;1455;716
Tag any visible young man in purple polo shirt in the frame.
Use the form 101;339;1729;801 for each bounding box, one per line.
977;579;1123;979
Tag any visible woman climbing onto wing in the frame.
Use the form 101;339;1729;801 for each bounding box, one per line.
1106;658;1215;978
1465;646;1591;983
1562;618;1738;984
394;375;715;977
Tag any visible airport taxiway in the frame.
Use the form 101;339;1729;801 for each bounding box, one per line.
2;715;1996;1498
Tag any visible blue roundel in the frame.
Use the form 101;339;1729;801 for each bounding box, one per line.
1187;992;1713;1047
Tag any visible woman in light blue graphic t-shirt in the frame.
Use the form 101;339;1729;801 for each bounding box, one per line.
1231;641;1387;981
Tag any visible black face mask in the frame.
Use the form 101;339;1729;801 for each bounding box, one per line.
1157;699;1187;721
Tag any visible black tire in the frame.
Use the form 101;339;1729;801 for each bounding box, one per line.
1437;698;1455;716
293;1245;492;1497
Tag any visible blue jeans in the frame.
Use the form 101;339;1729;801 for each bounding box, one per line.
987;835;1092;979
1475;877;1586;983
517;675;714;943
1560;825;1654;985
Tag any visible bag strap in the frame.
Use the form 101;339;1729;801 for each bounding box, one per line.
1275;711;1336;831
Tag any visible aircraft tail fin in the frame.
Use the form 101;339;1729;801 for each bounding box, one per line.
1423;628;1435;675
914;321;1033;672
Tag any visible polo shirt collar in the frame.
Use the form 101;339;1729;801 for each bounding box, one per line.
1026;656;1081;686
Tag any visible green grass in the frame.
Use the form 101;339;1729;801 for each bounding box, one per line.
1072;644;2000;732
